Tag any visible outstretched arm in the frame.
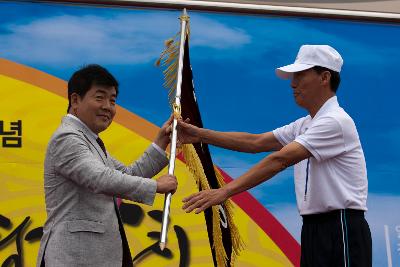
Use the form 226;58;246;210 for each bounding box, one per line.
178;120;283;153
182;141;311;213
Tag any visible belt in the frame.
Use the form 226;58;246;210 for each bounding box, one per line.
302;209;365;223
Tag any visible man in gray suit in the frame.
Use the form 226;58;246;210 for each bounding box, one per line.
37;64;177;267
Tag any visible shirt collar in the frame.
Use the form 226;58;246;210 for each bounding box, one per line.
66;114;98;140
312;96;339;120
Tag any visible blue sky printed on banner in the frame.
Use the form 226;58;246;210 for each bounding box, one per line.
1;1;400;266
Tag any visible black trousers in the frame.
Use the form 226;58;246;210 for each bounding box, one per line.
300;209;372;267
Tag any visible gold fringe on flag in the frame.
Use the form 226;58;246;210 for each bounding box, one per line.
156;12;244;266
182;144;227;266
182;144;246;266
214;166;246;264
155;15;190;107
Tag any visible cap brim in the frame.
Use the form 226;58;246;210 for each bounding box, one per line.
275;63;315;79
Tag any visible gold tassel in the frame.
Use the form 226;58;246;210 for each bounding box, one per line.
182;144;228;266
212;204;228;267
155;16;190;106
214;167;246;265
182;145;245;266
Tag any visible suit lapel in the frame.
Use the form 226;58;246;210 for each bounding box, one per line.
62;116;108;164
82;134;108;164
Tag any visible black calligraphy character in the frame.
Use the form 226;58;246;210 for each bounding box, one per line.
0;215;29;267
0;214;43;267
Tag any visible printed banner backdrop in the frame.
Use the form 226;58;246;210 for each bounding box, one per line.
0;1;399;266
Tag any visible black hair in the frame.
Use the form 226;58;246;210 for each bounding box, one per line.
312;66;341;93
67;64;119;112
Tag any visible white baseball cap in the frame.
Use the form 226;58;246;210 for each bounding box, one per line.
276;45;343;79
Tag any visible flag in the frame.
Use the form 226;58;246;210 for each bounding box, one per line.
180;37;243;267
156;14;243;266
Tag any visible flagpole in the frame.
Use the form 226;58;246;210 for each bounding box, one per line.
160;8;189;251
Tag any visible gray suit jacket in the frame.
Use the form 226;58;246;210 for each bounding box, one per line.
36;116;168;267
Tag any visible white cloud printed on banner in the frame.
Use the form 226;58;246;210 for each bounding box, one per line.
0;13;250;65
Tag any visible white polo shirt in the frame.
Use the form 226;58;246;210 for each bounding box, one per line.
273;96;368;215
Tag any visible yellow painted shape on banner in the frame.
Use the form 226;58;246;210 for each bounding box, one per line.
0;69;292;266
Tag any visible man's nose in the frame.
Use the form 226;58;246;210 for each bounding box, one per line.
102;99;112;110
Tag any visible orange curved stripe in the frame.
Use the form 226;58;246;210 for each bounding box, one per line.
0;58;160;142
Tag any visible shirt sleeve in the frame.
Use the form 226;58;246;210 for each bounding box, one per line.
273;117;305;146
151;142;167;157
295;115;345;162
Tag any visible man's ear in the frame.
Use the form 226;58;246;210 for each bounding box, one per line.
70;93;81;115
320;71;331;86
70;93;80;107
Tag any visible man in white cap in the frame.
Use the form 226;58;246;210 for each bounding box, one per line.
179;45;372;266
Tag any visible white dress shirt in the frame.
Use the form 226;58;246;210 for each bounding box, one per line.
273;96;368;215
